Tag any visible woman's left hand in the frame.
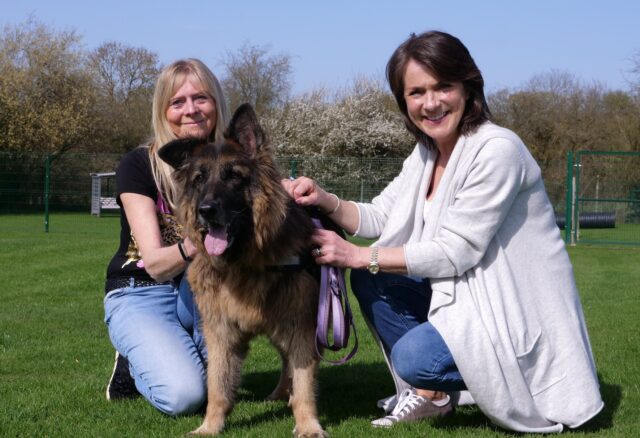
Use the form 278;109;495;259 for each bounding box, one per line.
310;228;366;269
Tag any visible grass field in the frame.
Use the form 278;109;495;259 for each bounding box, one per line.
1;214;639;437
576;223;640;246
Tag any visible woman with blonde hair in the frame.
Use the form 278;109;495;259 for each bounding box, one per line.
103;58;229;415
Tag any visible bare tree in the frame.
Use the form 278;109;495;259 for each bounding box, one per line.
87;41;160;151
220;43;292;114
629;49;640;94
491;71;604;162
89;41;159;103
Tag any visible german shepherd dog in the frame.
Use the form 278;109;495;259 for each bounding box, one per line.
159;104;327;437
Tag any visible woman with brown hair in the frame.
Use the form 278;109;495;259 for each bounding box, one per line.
284;31;602;432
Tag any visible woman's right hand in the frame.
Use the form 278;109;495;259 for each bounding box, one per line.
282;176;329;208
282;176;359;235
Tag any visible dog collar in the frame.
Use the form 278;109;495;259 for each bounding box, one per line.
266;254;313;272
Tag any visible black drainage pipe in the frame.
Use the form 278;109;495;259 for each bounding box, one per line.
556;212;616;229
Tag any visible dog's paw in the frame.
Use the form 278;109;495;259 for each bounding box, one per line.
188;422;224;436
292;425;328;438
266;388;290;401
294;432;328;438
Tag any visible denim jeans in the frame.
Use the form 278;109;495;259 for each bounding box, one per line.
104;277;207;415
351;269;466;392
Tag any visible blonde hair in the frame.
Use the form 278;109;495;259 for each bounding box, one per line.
148;58;229;209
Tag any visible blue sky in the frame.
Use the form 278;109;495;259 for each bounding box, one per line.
4;0;639;95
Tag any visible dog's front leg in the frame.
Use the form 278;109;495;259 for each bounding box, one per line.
191;325;247;436
288;340;326;437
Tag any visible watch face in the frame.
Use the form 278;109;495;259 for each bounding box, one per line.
368;263;380;274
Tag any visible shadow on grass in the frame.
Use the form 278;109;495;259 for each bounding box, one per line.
229;368;621;433
228;362;393;428
231;363;492;431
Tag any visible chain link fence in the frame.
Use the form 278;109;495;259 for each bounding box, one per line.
0;152;405;233
564;151;640;245
1;150;638;245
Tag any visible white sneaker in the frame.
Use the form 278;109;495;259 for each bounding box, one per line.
376;394;398;414
371;389;453;427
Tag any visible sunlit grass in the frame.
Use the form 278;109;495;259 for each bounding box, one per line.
1;214;638;436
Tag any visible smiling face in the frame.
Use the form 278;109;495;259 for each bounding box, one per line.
166;76;217;139
403;59;468;151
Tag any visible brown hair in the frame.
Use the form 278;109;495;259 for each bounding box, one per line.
386;31;491;148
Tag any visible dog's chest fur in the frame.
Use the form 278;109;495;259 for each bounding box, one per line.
187;258;297;334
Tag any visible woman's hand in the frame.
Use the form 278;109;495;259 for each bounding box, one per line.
282;176;334;210
310;228;367;269
282;176;360;235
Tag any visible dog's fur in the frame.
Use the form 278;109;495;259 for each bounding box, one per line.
159;104;326;437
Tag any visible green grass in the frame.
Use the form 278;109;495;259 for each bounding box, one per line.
577;223;640;245
1;214;639;437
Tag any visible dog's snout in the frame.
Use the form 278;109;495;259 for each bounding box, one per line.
198;201;218;218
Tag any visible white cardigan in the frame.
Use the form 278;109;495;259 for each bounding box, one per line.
354;122;603;433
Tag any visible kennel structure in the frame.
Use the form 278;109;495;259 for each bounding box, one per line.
90;172;118;216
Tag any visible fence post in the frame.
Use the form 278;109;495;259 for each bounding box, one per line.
289;159;297;178
44;154;52;233
572;153;582;246
565;151;573;244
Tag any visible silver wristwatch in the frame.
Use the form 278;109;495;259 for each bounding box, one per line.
367;247;380;275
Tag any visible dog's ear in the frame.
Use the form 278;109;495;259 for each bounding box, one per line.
226;103;265;157
158;137;204;169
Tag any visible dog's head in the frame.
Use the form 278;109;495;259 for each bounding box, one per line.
159;104;289;261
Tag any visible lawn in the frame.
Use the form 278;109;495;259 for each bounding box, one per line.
1;214;639;437
576;222;640;246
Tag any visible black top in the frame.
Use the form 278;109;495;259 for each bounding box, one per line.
105;146;183;289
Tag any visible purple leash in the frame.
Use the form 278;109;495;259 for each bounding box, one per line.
312;218;358;365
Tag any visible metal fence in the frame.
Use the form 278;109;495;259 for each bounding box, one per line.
564;151;640;246
0;152;405;232
1;150;638;245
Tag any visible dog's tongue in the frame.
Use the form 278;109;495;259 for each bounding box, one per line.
204;228;228;256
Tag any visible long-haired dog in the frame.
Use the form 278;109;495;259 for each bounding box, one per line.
159;104;327;437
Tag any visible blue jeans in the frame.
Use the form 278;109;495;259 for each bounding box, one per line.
104;277;207;415
351;269;466;392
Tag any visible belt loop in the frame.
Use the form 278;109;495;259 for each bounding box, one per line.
129;277;135;288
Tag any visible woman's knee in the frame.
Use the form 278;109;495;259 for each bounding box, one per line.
148;371;206;416
391;335;423;387
391;323;460;390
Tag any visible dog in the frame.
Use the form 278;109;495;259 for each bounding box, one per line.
159;104;327;437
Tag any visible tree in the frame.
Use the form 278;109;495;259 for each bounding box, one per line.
0;18;94;156
489;69;640;209
89;41;158;103
220;43;292;114
490;71;606;160
630;49;640;94
87;41;160;152
263;76;413;158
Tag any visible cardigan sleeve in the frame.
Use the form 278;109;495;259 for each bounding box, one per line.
405;138;528;278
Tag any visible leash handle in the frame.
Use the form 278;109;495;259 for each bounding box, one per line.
312;218;358;365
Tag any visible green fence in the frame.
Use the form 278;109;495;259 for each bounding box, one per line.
1;150;639;245
0;152;405;232
564;151;640;246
